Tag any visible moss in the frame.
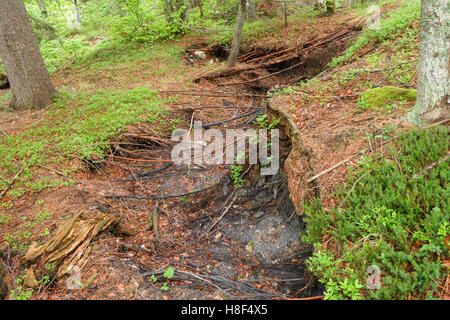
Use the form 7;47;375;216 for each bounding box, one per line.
359;86;417;110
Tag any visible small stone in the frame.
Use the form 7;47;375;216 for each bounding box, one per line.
235;188;248;197
256;178;266;189
253;211;265;218
193;51;207;59
214;232;223;241
24;267;38;289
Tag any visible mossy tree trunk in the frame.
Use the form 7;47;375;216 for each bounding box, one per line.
227;0;247;67
326;0;336;15
407;0;449;126
0;0;56;110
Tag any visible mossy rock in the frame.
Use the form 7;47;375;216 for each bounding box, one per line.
359;86;417;110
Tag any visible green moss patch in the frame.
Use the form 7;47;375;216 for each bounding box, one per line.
358;86;416;110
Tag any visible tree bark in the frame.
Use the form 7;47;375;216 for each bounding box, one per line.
74;0;82;26
247;0;257;21
0;0;56;110
227;0;247;67
37;0;48;18
407;0;450;126
326;0;336;15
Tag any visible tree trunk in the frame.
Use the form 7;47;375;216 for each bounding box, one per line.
326;0;336;15
37;0;48;18
0;0;56;110
227;0;247;67
75;0;82;26
407;0;450;126
247;0;257;21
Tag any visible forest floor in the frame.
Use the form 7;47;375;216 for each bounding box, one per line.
0;1;448;300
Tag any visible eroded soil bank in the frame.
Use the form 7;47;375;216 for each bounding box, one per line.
0;13;361;299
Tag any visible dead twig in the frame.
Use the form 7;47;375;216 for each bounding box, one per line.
202;108;264;128
339;172;369;207
202;191;237;237
0;159;30;200
307;153;361;183
218;61;305;87
105;179;226;201
412;151;450;179
152;201;160;241
373;59;417;88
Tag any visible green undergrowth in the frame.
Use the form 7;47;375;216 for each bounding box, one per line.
303;127;449;300
21;0;120;74
0;87;168;199
330;0;421;67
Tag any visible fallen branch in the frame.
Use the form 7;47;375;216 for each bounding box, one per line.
0;159;30;200
202;108;264;128
218;61;305;87
160;90;268;98
139;268;278;298
134;163;172;178
412;151;450;179
284;295;324;300
105;179;225;200
202;191;237;237
178;104;257;110
306;119;450;183
339;172;369;207
152;201;160;241
373;59;418;88
307;153;361;183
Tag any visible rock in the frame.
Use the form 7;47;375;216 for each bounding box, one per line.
214;232;223;242
193;51;207;60
253;211;265;218
241;211;250;217
212;262;237;279
235;188;248;197
24;267;38;289
0;74;9;90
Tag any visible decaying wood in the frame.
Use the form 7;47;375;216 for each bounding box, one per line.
195;28;356;83
21;212;119;279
